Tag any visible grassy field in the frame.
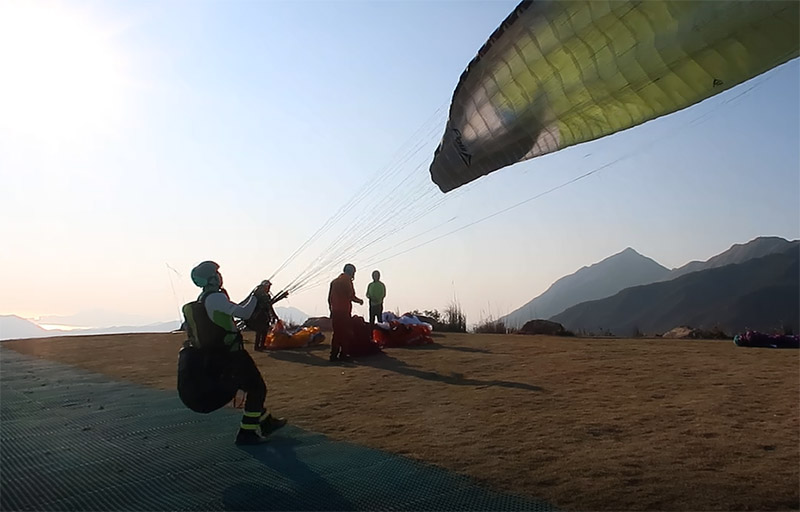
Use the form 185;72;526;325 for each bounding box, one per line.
3;332;798;511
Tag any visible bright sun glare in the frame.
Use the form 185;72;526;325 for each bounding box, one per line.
0;1;127;145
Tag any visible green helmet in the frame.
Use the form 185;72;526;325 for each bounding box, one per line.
191;261;221;288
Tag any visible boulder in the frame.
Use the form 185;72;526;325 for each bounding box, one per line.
520;319;568;336
662;326;695;339
662;325;729;340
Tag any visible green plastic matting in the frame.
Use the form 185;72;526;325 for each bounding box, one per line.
0;347;556;511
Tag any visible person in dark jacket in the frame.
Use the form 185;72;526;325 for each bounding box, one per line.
248;280;279;351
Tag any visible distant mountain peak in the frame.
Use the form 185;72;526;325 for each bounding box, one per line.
574;247;658;275
500;248;670;328
601;246;647;262
1;315;47;341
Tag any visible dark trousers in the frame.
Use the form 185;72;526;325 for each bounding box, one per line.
254;331;267;351
228;350;267;414
330;311;353;358
369;303;383;324
178;347;266;416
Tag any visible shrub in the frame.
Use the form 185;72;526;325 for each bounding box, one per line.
473;316;508;334
441;300;467;333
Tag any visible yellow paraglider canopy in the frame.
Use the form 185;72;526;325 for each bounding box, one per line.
430;0;799;192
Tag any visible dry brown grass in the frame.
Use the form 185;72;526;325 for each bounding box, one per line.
4;332;798;511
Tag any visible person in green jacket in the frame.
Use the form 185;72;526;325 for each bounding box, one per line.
366;270;386;325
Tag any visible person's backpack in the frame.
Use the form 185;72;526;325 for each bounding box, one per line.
177;293;241;413
177;343;238;413
182;293;239;350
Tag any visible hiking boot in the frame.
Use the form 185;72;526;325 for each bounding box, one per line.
329;354;339;363
260;414;287;437
235;429;268;445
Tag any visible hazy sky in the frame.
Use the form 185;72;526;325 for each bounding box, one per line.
1;1;798;328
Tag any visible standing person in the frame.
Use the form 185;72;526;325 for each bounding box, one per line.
366;270;386;325
247;280;279;351
327;263;363;362
180;261;286;445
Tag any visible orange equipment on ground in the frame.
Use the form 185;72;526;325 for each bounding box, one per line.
264;320;325;350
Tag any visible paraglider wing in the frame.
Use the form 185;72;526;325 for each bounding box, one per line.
430;0;799;192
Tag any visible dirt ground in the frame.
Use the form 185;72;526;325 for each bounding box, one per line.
3;332;798;511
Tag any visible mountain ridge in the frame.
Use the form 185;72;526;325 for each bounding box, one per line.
666;237;798;279
501;236;798;329
500;247;670;328
551;247;799;336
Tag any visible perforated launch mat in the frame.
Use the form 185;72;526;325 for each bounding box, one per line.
0;347;556;511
